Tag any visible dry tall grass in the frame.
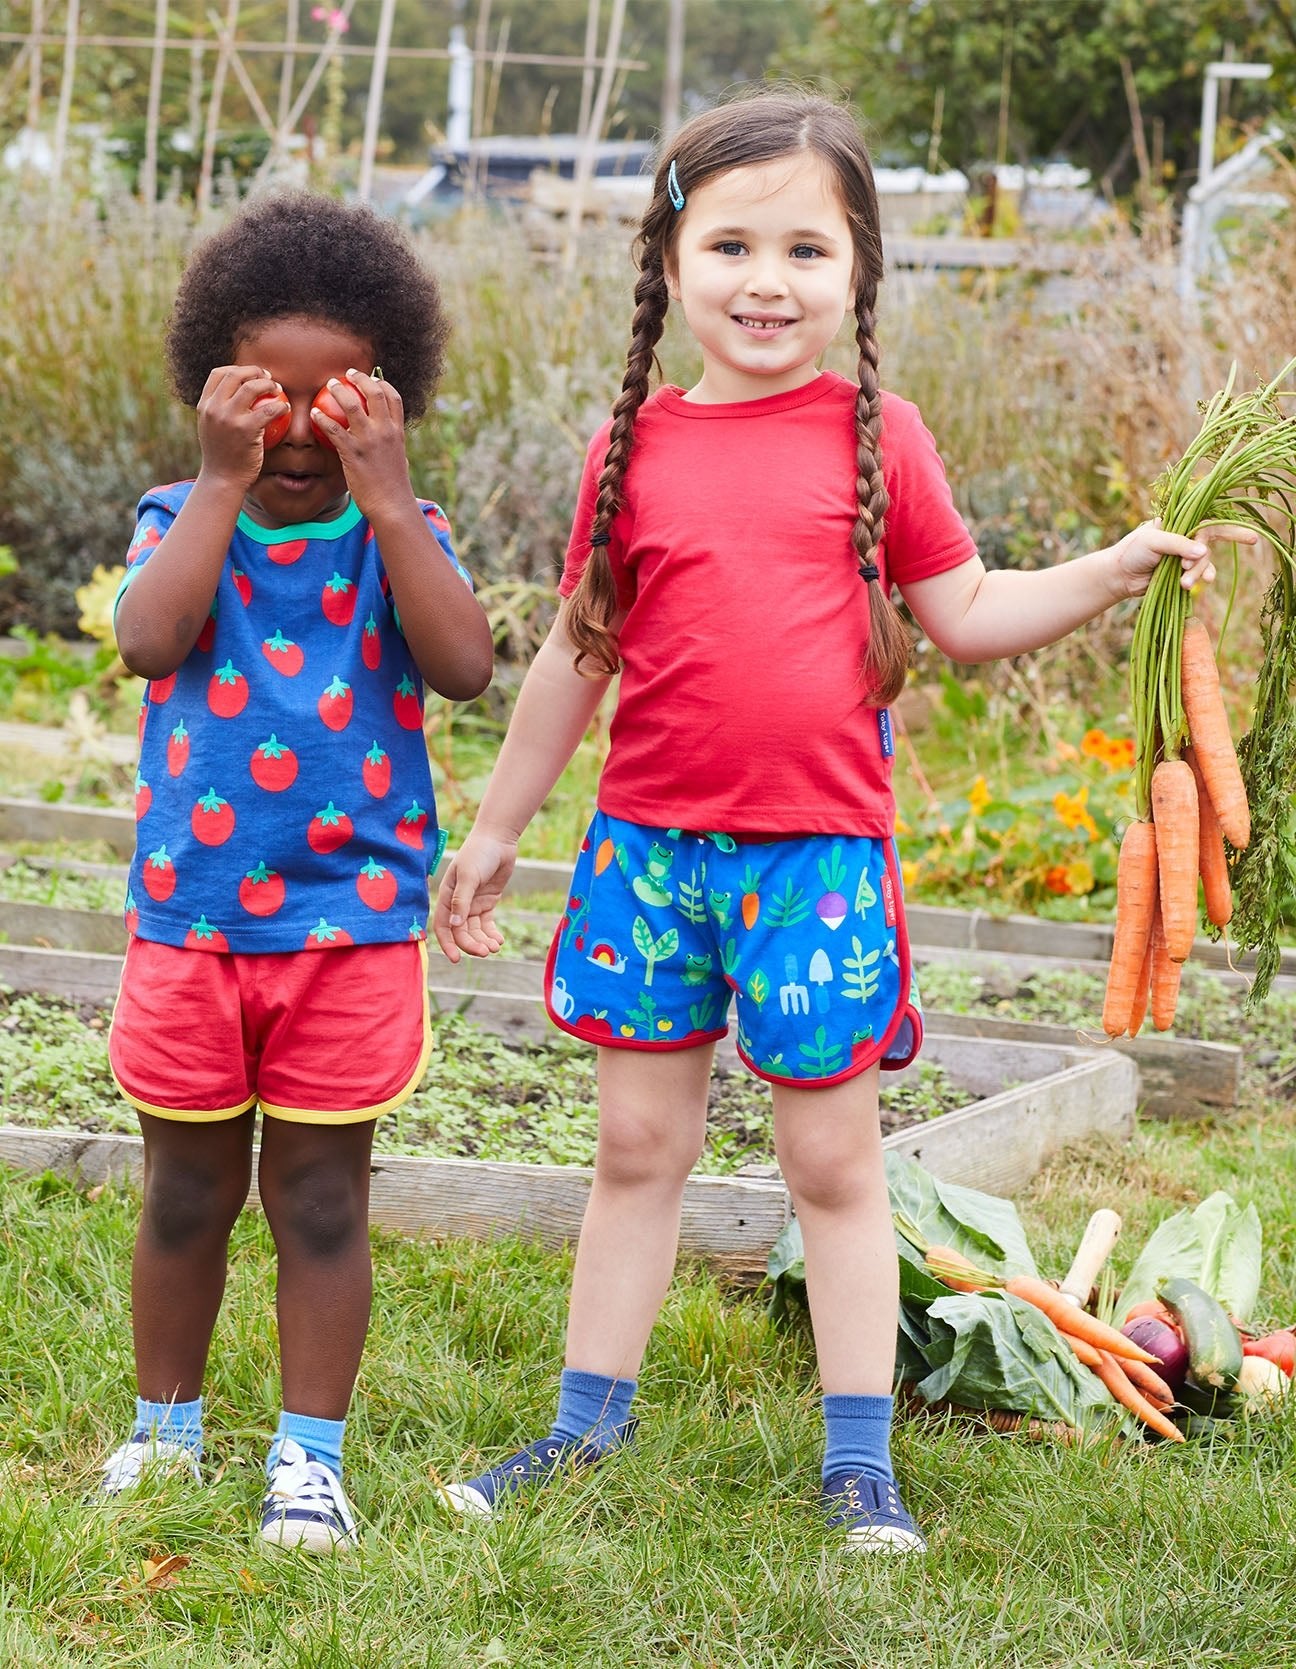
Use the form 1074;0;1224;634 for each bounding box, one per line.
2;180;1293;684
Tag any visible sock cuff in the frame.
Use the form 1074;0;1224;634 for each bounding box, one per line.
135;1395;203;1453
277;1410;347;1444
561;1367;638;1399
822;1393;894;1422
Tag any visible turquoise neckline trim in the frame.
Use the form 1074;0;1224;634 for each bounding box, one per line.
236;499;363;543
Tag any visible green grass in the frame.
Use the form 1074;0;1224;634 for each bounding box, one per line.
3;1087;1296;1667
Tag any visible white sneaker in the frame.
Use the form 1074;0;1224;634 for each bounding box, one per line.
99;1433;201;1497
259;1438;358;1554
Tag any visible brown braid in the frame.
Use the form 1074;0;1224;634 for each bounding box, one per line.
853;302;912;704
566;238;671;677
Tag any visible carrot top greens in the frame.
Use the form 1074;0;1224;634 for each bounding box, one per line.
1131;359;1296;1004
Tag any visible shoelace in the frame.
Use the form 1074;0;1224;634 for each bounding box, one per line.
265;1450;354;1533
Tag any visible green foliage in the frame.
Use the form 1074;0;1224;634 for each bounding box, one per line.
790;0;1276;187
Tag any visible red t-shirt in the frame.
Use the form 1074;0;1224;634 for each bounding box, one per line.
559;370;976;836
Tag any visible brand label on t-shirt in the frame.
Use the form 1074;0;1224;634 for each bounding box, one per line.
881;868;897;926
877;707;895;759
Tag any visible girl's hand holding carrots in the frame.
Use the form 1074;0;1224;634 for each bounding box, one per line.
1109;520;1257;600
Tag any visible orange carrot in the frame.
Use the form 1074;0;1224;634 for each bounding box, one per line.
1150;903;1181;1032
594;838;617;876
1094;1349;1186;1442
1120;1355;1176;1410
1066;1334;1104;1369
924;1245;987;1293
1128;931;1154;1038
1150;759;1199;962
1184;745;1232;927
1180;617;1250;851
1003;1275;1158;1362
1101;821;1159;1037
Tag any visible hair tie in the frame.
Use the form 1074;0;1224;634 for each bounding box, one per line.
667;159;685;211
590;532;611;547
858;562;880;583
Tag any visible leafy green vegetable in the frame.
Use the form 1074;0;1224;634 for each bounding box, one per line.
912;1292;1127;1432
884;1153;1039;1276
1115;1190;1262;1324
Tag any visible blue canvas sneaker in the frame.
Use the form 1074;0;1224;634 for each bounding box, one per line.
98;1433;201;1496
822;1470;926;1552
440;1421;636;1519
259;1438;357;1553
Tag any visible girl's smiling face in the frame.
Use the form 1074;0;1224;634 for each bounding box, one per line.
666;151;856;404
235;315;376;526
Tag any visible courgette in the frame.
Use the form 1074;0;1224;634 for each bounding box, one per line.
1158;1276;1243;1392
1175;1374;1238;1419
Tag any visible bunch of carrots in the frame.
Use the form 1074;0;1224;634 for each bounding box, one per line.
1102;361;1296;1031
918;1241;1184;1443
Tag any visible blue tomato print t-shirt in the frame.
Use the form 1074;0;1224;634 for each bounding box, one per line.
117;482;470;954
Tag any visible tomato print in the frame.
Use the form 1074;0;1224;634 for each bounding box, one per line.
208;659;249;718
191;788;235;847
150;671;176;705
239;861;285;917
262;631;304;677
318;675;353;732
305;918;354;949
141;844;176;902
356;856;397;912
267;539;308;566
250;734;298;791
362;741;390;798
134;773;152;820
185;915;229;952
307;802;354;855
233;567;253;606
167;721;190;777
395;801;428;849
392;674;422;731
321;572;357;627
361;612;381;671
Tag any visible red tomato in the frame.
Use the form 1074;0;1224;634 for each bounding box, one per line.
1243;1329;1296;1376
305;920;354;949
255;388;292;450
191;789;236;847
356;857;397;912
308;802;354;855
311;377;368;450
239;862;285;917
318;676;354;732
250;735;298;792
142;845;176;902
362;742;390;799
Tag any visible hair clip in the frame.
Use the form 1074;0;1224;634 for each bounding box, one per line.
858;562;880;583
667;159;685;212
590;532;611;547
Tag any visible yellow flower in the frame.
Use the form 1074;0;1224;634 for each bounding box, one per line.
967;775;991;815
895;813;912;836
1065;859;1095;895
901;859;921;890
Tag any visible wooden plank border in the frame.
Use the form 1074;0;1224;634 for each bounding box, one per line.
0;1051;1136;1277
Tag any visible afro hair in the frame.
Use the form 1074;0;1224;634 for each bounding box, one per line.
165;190;449;421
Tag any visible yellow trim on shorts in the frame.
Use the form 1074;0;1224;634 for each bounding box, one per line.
111;1069;258;1123
258;939;434;1124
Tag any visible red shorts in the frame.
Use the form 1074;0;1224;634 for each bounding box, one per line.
109;937;432;1124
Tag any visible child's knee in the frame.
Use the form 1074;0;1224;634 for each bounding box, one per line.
142;1158;248;1250
264;1164;368;1260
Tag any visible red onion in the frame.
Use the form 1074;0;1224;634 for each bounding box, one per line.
1121;1316;1189;1392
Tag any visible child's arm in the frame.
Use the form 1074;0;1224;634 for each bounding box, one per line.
114;365;284;679
311;369;493;701
432;605;612;962
901;521;1253;664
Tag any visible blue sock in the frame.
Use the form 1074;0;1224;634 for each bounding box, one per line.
268;1411;346;1480
548;1368;637;1450
135;1395;203;1458
821;1393;895;1486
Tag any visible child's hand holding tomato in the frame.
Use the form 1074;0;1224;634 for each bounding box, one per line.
195;364;291;488
308;367;412;524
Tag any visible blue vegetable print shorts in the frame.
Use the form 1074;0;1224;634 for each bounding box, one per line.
543;813;922;1086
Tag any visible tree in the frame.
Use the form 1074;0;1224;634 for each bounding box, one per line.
787;0;1288;191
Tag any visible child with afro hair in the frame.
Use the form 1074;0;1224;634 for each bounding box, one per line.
103;189;492;1554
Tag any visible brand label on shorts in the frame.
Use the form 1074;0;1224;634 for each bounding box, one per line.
881;868;897;926
877;707;895;759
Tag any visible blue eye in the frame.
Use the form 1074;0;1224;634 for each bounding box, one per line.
715;241;746;256
792;244;824;260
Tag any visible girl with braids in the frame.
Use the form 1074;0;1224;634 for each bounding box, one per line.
433;87;1223;1551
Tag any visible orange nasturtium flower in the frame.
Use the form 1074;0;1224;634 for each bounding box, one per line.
1080;728;1109;758
1043;864;1073;894
1053;786;1100;840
